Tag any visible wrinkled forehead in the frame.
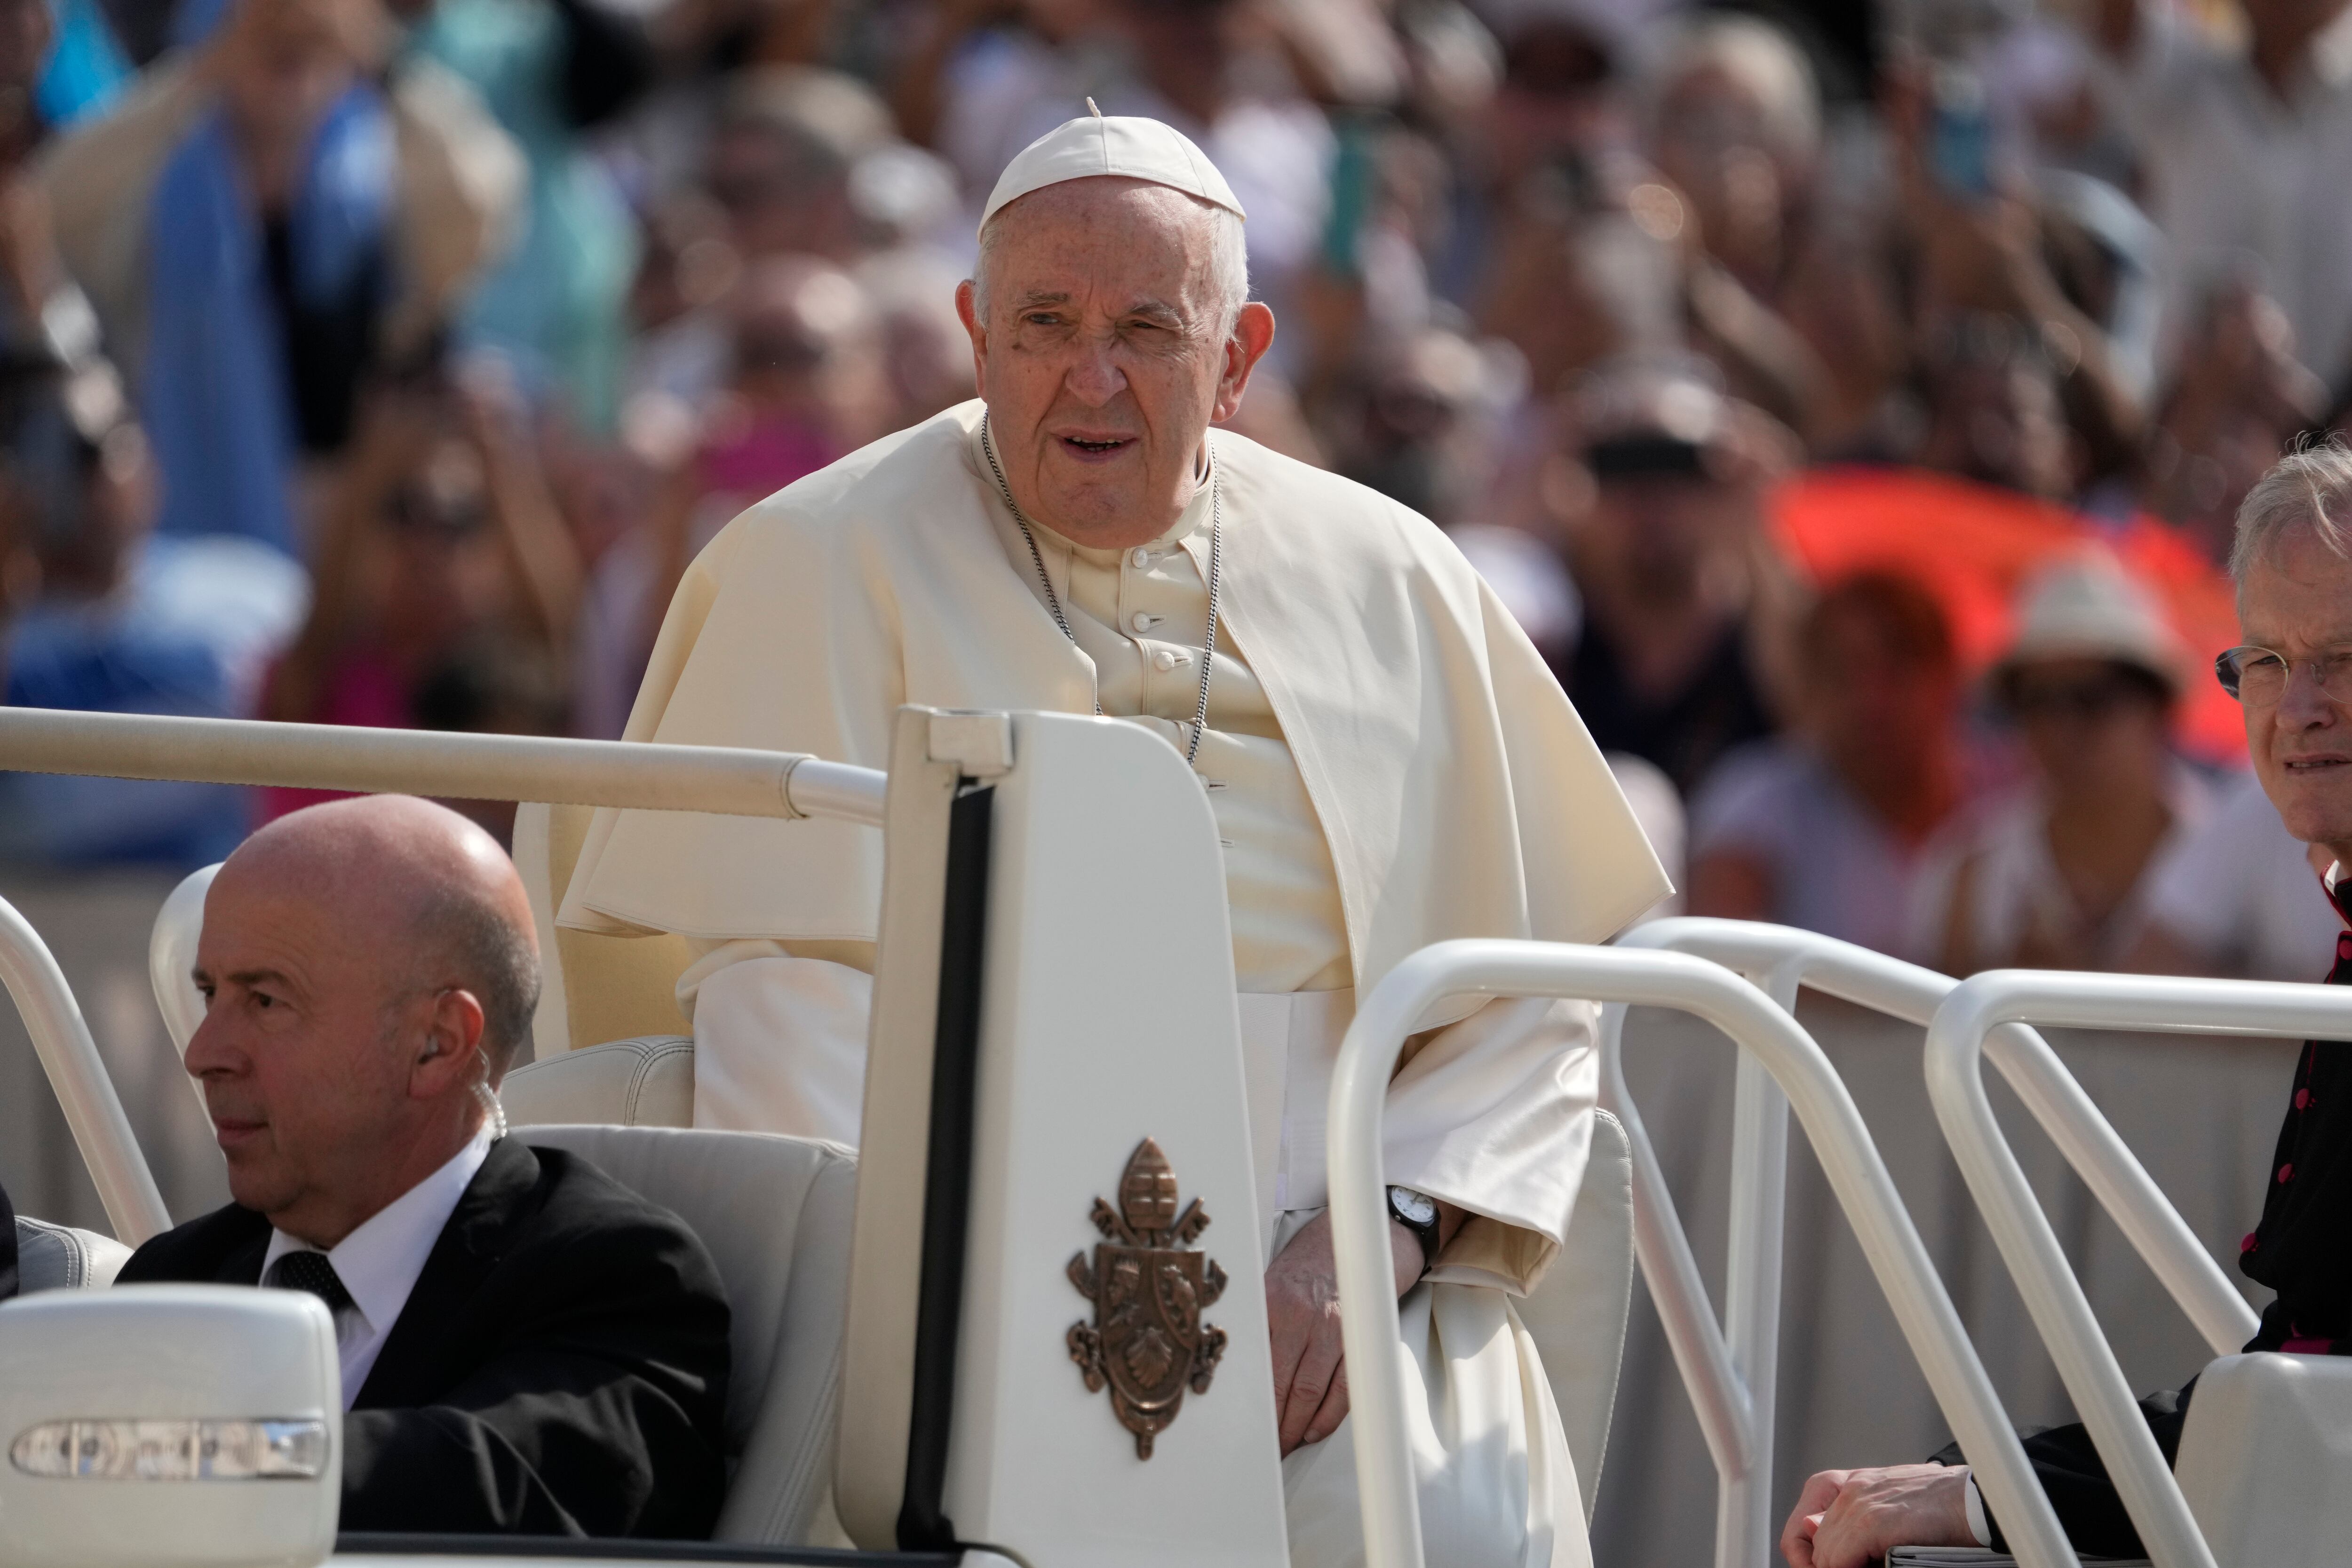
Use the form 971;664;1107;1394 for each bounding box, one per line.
985;178;1223;304
2238;517;2352;643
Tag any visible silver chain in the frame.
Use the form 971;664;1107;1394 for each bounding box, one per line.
980;414;1221;767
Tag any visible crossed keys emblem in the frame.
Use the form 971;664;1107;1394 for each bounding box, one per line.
1066;1138;1229;1458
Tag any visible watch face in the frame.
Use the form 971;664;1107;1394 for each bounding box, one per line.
1390;1186;1437;1226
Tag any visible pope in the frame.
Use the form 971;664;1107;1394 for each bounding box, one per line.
558;110;1668;1567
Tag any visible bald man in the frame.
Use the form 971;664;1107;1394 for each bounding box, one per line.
119;796;731;1539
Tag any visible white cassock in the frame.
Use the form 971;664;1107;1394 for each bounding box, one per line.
556;399;1669;1568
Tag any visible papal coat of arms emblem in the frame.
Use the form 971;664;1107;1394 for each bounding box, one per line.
1066;1138;1229;1458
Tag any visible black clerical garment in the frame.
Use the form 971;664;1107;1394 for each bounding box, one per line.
1955;898;2352;1556
119;1138;731;1538
1;1175;18;1301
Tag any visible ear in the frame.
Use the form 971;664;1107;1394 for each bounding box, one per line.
408;988;488;1103
956;279;988;396
1211;302;1276;425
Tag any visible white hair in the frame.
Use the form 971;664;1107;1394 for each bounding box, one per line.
970;189;1250;342
1647;13;1821;165
2233;437;2352;581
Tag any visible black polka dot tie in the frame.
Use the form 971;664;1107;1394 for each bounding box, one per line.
265;1250;353;1315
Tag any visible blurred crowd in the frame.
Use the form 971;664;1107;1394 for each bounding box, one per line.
0;0;2343;982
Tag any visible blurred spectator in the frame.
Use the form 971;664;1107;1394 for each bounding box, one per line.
2083;0;2352;385
1542;352;1798;796
704;64;894;264
2130;768;2343;980
1915;311;2077;500
40;0;522;555
1337;324;1512;525
580;253;882;738
261;361;578;836
1910;556;2209;974
413;0;655;431
0;374;307;864
1687;571;1965;954
1645;13;1818;294
2140;278;2326;562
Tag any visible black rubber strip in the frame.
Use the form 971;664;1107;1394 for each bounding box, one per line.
334;1534;956;1565
895;782;994;1551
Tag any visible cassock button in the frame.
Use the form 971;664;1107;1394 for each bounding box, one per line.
2280;1163;2295;1185
1128;548;1151;569
1131;612;1155;632
1153;649;1179;671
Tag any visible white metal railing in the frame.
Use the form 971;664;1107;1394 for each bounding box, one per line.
0;708;888;825
1598;920;2259;1568
1327;939;2081;1568
1926;971;2352;1568
0;708;888;1243
0;894;171;1243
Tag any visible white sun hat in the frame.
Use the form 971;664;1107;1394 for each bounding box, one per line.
1992;553;2185;697
978;102;1247;235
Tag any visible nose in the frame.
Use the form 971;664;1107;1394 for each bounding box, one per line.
182;1009;236;1082
1064;338;1128;407
2277;659;2339;730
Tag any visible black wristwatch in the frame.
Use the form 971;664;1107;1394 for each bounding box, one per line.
1387;1185;1441;1275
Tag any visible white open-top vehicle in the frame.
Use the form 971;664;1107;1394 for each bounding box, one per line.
0;704;2347;1568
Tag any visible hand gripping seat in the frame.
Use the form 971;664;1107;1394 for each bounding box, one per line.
1513;1107;1637;1520
12;1217;132;1291
512;1125;855;1546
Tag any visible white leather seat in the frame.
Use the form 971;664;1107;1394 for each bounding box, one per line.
2176;1351;2352;1568
502;1037;694;1129
13;1217;132;1291
513;1124;854;1546
1515;1107;1636;1520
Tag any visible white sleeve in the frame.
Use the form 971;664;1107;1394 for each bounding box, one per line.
678;943;873;1145
1964;1472;1992;1547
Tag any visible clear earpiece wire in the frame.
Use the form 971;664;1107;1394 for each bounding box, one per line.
474;1073;509;1141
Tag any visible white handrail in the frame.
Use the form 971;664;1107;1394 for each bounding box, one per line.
0;893;171;1243
0;708;889;826
1926;971;2352;1568
1329;939;2079;1568
1612;922;2253;1468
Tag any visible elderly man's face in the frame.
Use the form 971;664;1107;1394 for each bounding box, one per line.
2240;525;2352;856
956;178;1275;547
185;870;428;1237
182;796;518;1247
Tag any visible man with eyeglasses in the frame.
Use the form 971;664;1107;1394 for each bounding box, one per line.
1782;438;2352;1566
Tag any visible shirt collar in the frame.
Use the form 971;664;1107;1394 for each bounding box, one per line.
262;1125;496;1332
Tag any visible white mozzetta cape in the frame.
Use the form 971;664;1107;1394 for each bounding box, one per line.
560;400;1669;997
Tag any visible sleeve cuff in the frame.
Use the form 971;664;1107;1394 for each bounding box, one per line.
1964;1472;1991;1547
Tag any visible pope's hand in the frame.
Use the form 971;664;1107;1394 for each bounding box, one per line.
1780;1463;1975;1568
1263;1210;1423;1456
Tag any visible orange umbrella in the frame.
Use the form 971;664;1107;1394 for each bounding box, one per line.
1771;467;2246;764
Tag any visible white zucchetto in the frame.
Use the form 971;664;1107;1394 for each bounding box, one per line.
978;107;1247;235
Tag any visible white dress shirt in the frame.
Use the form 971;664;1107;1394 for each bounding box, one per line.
262;1126;496;1409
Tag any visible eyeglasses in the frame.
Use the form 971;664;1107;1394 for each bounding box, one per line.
2214;645;2352;704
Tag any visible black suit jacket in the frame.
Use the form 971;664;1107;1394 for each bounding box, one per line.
119;1138;731;1539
